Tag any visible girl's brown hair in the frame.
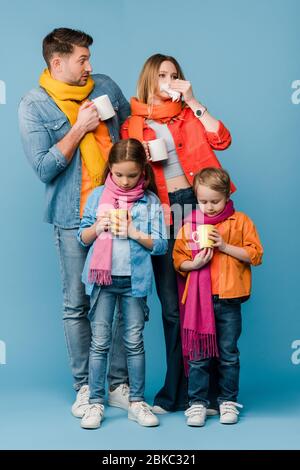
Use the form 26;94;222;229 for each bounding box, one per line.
101;139;158;195
137;53;185;104
193;167;231;199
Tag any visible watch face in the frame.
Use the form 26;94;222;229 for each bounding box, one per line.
196;109;202;117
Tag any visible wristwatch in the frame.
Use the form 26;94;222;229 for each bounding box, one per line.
194;107;207;119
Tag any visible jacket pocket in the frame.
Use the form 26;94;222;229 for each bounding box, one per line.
44;117;70;139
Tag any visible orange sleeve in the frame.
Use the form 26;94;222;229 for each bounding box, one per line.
172;224;193;277
205;121;232;150
241;215;264;266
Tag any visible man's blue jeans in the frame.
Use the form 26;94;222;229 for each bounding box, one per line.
188;297;242;407
54;227;128;391
88;276;146;404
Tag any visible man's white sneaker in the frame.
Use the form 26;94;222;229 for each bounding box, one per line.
81;404;104;429
128;401;160;427
219;401;243;424
151;405;169;414
71;385;90;418
185;404;207;427
108;383;130;410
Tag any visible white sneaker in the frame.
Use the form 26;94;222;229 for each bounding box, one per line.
71;385;90;418
81;404;104;429
128;401;160;427
151;405;169;414
207;408;219;416
219;401;243;424
185;404;207;427
108;383;130;410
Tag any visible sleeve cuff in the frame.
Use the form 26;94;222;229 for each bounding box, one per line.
50;144;68;170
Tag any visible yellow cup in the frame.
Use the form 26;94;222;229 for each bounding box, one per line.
110;209;128;234
192;224;214;248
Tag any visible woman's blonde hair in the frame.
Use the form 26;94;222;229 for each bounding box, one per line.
137;53;185;104
193;167;231;199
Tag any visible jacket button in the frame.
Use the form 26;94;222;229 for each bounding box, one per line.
178;143;183;148
190;172;194;176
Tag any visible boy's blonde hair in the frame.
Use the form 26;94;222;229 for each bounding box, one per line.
193;167;231;199
137;53;185;104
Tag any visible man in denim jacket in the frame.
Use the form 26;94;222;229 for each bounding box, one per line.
18;28;131;417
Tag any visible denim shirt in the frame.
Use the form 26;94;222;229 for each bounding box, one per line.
77;186;168;298
18;74;130;228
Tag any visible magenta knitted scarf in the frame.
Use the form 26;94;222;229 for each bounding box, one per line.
88;173;145;285
177;200;235;375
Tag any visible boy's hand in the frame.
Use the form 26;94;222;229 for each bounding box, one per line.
209;228;226;251
192;248;214;269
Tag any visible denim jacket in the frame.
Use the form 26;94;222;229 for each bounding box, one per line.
77;186;168;297
18;74;130;228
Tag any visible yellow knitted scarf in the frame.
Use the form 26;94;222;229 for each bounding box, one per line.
39;69;105;187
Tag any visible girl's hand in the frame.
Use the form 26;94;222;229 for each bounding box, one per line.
192;248;214;269
209;228;226;251
170;79;194;103
127;212;139;240
95;212;111;236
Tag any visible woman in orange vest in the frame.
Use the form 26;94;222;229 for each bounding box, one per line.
121;53;234;413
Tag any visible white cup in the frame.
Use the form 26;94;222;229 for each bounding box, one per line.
92;94;116;120
148;138;168;162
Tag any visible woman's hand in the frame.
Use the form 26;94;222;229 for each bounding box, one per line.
170;79;194;103
209;228;226;251
192;248;214;269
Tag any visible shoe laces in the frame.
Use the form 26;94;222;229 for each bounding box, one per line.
185;404;206;417
120;383;129;396
220;401;243;415
84;404;104;418
132;401;153;417
77;385;89;405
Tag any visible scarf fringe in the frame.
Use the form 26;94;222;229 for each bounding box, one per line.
88;269;112;286
182;329;219;361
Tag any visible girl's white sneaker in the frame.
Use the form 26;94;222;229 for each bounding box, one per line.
71;385;90;418
219;401;243;424
128;401;160;427
81;404;105;429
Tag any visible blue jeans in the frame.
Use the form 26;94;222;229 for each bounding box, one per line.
88;276;146;404
188;297;242;406
54;227;128;391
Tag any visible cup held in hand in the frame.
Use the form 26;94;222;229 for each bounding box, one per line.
92;94;116;120
192;224;214;249
110;209;128;235
148;138;168;162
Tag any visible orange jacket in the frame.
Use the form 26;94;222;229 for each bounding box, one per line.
121;107;234;224
173;211;263;302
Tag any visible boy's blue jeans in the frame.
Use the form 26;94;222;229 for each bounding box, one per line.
54;227;128;392
188;297;242;407
88;276;146;404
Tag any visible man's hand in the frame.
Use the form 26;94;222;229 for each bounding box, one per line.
74;101;100;134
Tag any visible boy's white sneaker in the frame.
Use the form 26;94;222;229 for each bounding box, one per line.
81;404;104;429
185;404;207;427
219;401;243;424
71;385;90;418
128;401;160;427
108;383;130;410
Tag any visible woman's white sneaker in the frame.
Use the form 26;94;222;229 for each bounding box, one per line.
71;385;90;418
219;401;243;424
185;404;207;427
81;404;104;429
128;401;160;427
108;384;130;410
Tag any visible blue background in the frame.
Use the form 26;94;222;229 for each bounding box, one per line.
0;0;300;449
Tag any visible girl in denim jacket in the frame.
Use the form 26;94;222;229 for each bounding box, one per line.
77;139;167;429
